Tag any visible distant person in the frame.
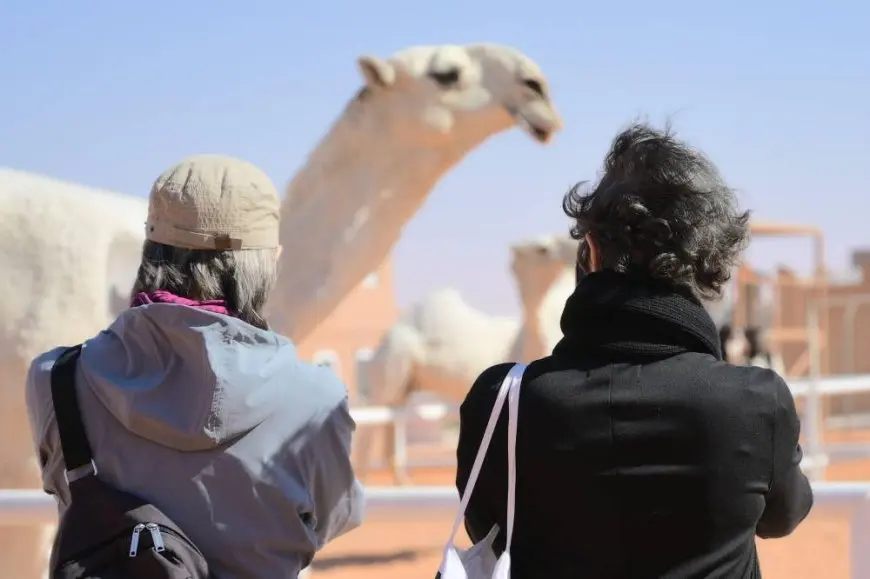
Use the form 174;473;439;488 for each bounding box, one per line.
719;323;750;365
455;123;813;578
26;155;363;577
719;323;734;362
745;326;786;374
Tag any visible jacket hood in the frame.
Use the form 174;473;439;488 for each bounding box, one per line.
77;303;299;451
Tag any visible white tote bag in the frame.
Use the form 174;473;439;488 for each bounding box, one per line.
438;363;526;579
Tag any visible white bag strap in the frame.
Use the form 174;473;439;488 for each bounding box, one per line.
445;363;527;549
505;360;522;552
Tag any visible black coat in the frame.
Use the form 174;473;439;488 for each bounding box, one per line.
455;270;813;579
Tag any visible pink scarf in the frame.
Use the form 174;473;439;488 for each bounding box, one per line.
131;290;232;317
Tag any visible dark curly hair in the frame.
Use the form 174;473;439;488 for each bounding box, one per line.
563;121;751;301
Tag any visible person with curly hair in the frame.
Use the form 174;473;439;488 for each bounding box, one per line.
454;122;812;578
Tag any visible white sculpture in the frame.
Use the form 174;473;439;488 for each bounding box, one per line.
355;235;577;483
0;170;147;579
270;43;563;343
0;43;562;577
510;235;578;362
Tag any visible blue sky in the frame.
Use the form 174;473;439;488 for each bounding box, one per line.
1;0;867;314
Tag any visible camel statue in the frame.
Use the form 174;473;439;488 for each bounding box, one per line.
269;43;563;343
0;171;147;579
510;235;578;362
0;43;561;578
355;235;577;484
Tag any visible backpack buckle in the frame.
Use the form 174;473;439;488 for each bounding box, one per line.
64;460;98;483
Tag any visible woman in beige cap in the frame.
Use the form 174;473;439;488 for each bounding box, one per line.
26;155;363;577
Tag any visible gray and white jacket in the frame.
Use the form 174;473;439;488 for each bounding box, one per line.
26;303;364;578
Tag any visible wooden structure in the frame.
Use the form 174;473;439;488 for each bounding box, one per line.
731;220;829;377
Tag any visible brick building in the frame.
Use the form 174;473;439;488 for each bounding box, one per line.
295;259;400;403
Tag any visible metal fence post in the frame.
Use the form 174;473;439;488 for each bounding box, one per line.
392;408;409;484
805;302;826;480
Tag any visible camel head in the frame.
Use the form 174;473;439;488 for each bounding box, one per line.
356;43;563;148
272;44;563;344
511;235;578;310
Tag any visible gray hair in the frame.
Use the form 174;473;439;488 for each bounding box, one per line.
131;241;278;330
563;121;750;301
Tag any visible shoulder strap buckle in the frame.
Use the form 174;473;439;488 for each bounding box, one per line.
64;459;98;484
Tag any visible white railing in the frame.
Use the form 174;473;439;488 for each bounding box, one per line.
789;373;870;478
0;486;463;526
0;483;868;577
351;403;456;425
347;375;870;429
351;402;459;479
347;374;870;480
347;376;870;424
789;374;870;399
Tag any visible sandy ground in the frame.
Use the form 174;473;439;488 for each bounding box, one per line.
308;431;870;579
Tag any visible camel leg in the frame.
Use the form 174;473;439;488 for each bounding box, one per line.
354;324;422;486
354;422;389;484
354;397;413;486
389;415;412;486
0;365;53;579
357;421;412;486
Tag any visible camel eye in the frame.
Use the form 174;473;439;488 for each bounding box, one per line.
429;68;461;87
523;78;545;97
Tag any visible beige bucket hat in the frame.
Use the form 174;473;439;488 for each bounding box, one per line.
146;154;280;251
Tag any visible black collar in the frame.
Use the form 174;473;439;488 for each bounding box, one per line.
553;269;722;362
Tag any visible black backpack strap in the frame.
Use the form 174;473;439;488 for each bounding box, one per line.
49;345;98;485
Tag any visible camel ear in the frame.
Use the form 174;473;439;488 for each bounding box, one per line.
357;55;395;88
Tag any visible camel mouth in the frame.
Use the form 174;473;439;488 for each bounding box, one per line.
508;107;554;144
529;125;552;143
518;118;553;144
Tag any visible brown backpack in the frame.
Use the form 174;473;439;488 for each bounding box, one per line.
48;345;211;579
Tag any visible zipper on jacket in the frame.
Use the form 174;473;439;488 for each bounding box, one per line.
127;521;203;559
146;523;166;553
129;524;146;557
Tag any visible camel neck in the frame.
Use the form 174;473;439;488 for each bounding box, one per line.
270;102;473;343
518;268;575;361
